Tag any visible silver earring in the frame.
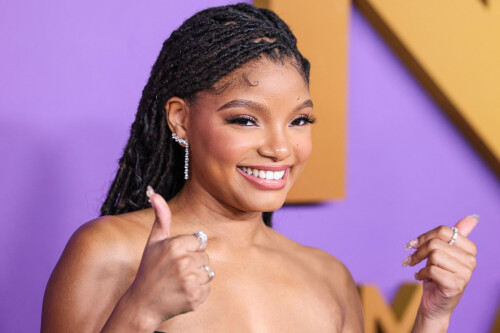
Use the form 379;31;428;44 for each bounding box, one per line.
172;133;189;180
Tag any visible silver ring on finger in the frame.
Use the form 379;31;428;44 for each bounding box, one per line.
193;231;208;251
448;227;458;246
202;265;215;281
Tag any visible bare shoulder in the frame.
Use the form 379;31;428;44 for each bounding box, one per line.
267;228;351;280
42;211;152;333
268;229;364;332
53;211;149;274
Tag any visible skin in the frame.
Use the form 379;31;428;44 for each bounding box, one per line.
42;57;477;333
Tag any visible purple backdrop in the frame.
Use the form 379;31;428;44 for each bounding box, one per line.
1;1;499;332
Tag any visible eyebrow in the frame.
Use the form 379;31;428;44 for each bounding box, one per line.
216;98;313;113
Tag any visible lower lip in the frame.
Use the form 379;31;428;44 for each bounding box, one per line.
237;168;288;190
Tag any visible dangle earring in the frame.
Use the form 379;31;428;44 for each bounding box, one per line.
172;133;189;180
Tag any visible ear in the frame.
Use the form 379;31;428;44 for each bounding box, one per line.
165;97;190;141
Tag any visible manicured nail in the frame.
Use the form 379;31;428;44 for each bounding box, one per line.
469;214;480;222
146;185;155;203
405;239;418;250
414;270;420;280
402;255;412;267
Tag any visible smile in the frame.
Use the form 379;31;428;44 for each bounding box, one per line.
236;165;289;190
238;167;285;180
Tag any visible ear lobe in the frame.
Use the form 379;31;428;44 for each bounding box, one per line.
165;97;189;137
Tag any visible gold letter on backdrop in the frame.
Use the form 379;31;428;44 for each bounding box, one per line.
354;0;500;177
359;284;422;333
492;306;500;333
255;0;349;202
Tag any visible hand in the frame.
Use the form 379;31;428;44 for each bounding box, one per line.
122;188;214;329
404;215;478;331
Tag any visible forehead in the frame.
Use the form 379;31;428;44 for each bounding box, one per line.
190;57;311;116
200;57;309;100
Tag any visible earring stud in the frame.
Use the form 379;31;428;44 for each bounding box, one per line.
172;133;189;180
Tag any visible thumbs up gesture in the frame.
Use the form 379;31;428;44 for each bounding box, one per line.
403;215;479;332
120;186;213;330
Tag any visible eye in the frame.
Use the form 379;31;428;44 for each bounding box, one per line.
225;115;258;127
290;114;316;126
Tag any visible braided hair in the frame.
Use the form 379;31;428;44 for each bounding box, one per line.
100;3;310;227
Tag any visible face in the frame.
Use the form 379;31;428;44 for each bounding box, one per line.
185;57;314;214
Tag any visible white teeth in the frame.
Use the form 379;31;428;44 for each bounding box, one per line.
239;167;286;180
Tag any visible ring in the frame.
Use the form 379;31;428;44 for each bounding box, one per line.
193;231;207;251
202;265;215;281
448;227;458;246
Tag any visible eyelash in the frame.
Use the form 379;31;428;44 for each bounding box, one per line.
225;114;316;127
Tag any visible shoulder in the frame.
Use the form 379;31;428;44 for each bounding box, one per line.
65;212;148;259
268;229;352;281
295;243;354;288
42;211;151;332
268;230;364;331
49;210;152;285
298;246;364;332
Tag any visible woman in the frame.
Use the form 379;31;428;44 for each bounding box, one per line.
42;3;478;332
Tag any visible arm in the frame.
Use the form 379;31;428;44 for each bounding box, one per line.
41;217;140;332
320;254;363;333
339;265;365;333
42;192;213;332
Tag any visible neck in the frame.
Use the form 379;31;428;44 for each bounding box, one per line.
167;181;270;257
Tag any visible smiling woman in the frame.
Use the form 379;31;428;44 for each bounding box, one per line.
41;3;477;333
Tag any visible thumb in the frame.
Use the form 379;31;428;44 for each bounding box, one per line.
454;214;479;238
147;186;171;243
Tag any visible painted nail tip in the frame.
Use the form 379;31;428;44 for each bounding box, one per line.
401;256;412;267
469;214;480;221
404;239;418;250
146;185;156;198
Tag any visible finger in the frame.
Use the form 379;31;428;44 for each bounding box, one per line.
423;250;475;281
407;223;477;256
422;248;471;274
190;283;211;308
198;283;210;304
147;188;172;243
168;233;209;254
414;265;468;297
415;265;453;285
192;231;208;252
188;252;210;269
454;214;479;238
405;238;476;271
200;265;215;285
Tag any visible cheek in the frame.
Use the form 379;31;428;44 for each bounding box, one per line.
192;123;252;169
293;131;313;163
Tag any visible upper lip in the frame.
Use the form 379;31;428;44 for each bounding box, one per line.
239;165;291;171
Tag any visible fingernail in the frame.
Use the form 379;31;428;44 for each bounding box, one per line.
414;270;420;280
402;255;412;267
146;185;155;201
469;214;480;222
146;185;156;204
405;239;418;250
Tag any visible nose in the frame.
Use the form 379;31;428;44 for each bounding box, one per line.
257;127;291;162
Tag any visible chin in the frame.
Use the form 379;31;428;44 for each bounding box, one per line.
237;191;288;214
